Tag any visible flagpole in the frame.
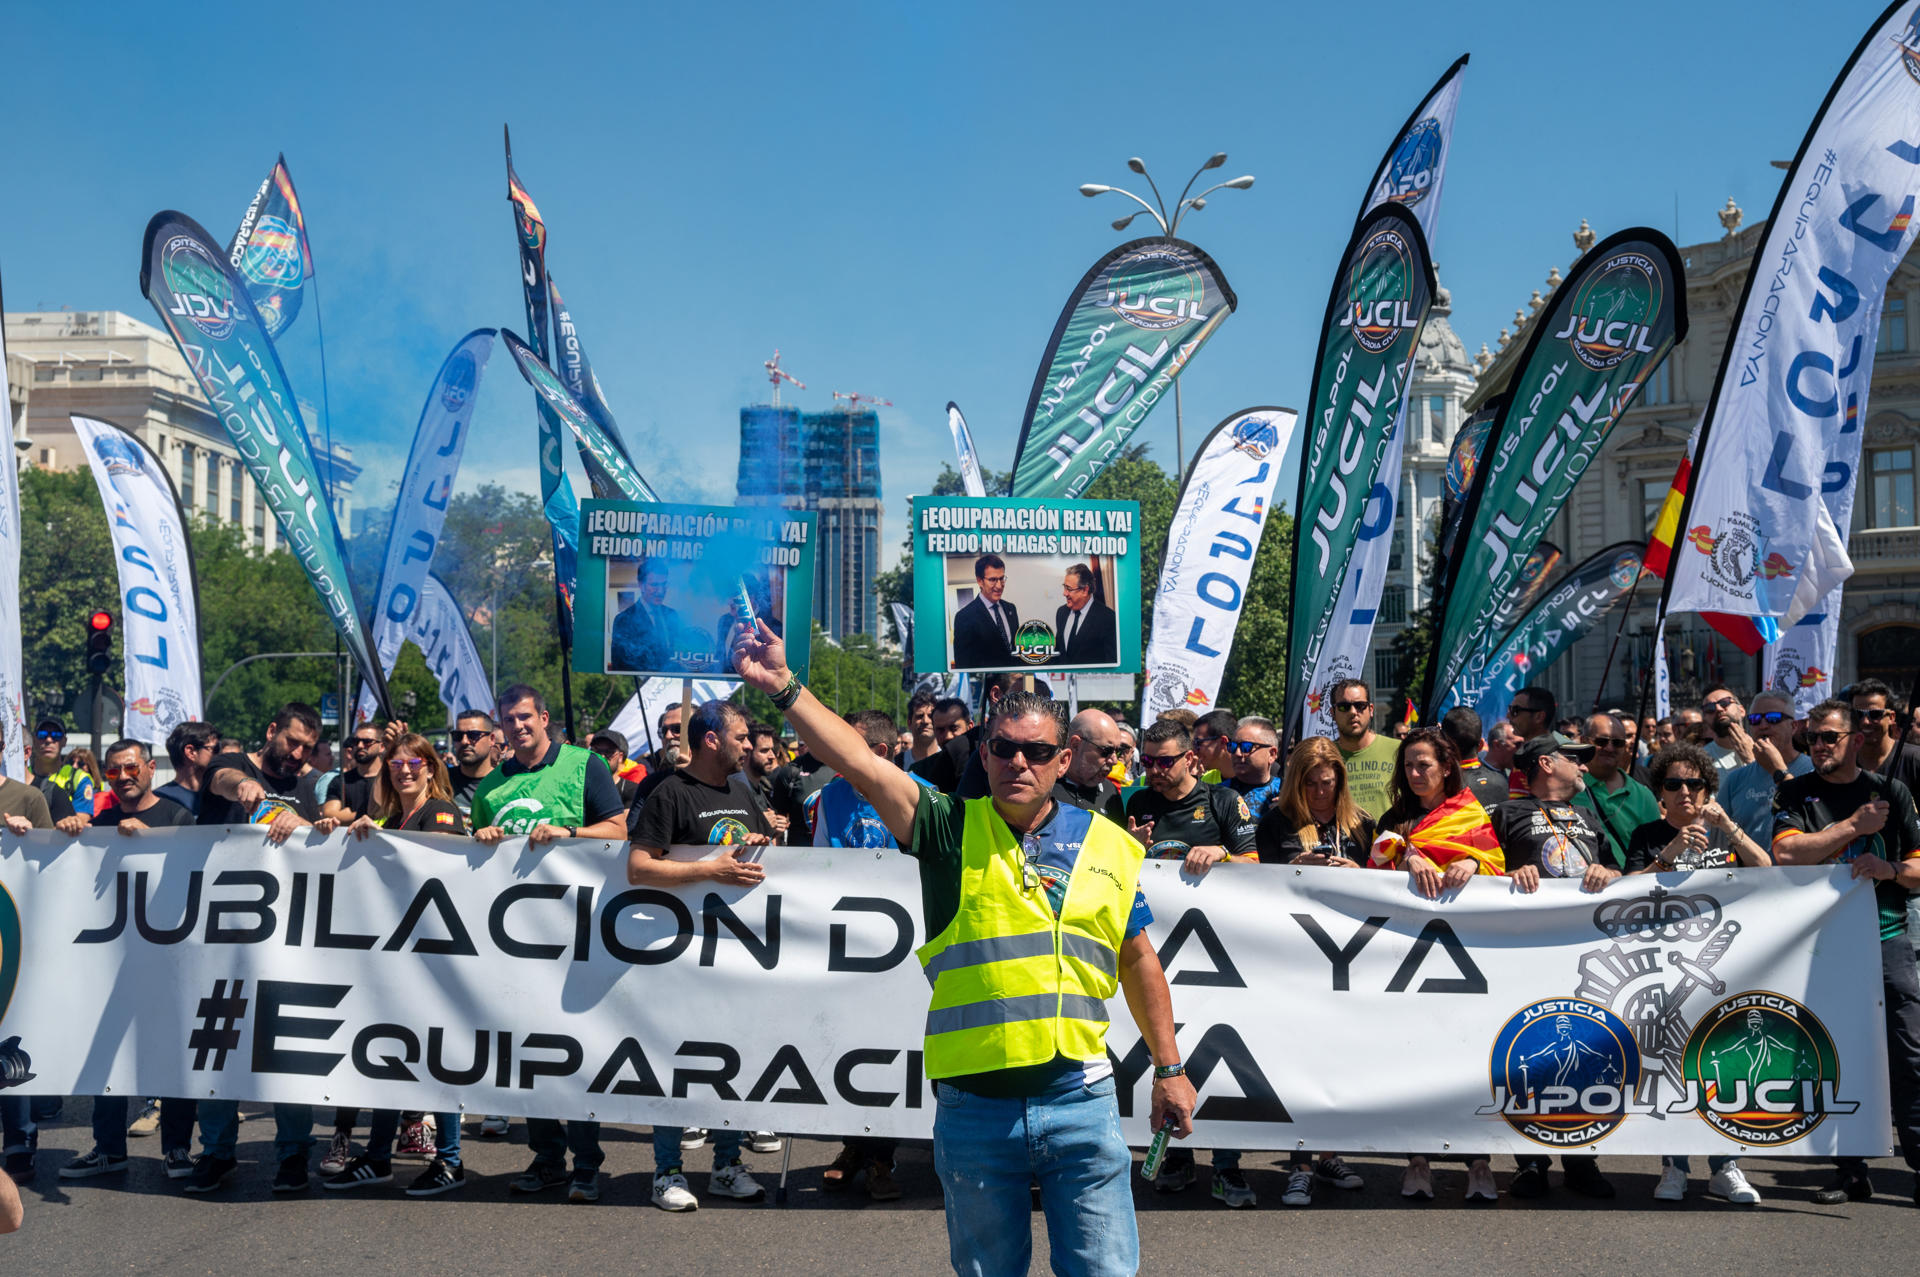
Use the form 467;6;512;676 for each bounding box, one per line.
1590;566;1650;715
307;243;352;732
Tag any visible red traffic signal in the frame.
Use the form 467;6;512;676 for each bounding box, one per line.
85;609;115;675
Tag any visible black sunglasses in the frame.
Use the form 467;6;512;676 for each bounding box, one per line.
1140;752;1187;770
1858;708;1890;722
1703;697;1737;713
987;738;1064;764
1334;700;1372;713
1809;729;1857;746
1590;736;1625;748
1226;740;1271;755
450;729;491;743
1747;711;1787;727
1087;743;1124;760
1661;777;1708;793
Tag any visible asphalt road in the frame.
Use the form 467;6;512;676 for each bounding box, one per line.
5;1102;1916;1275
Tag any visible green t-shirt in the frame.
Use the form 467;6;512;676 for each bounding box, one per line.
1573;773;1661;869
1338;735;1401;821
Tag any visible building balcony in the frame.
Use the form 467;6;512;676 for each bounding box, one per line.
1850;525;1920;571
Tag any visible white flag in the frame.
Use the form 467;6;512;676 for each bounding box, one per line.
0;341;22;778
71;416;203;746
1142;408;1295;720
946;402;987;498
612;678;734;755
1669;5;1920;622
357;329;496;723
410;575;493;721
1763;600;1839;715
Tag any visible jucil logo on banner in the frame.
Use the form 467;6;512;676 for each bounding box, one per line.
1557;250;1664;372
1102;246;1214;332
1338;226;1422;354
161;237;239;340
1479;886;1858;1146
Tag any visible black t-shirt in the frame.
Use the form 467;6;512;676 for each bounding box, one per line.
91;794;193;828
1255;809;1376;864
1056;773;1125;822
628;769;775;847
769;756;833;845
1123;780;1258;858
36;778;76;823
1774;770;1920;941
197;752;314;825
329;770;378;819
1459;761;1508;811
1624;817;1740;873
449;765;491;816
388;798;467;835
1489;797;1607;877
1867;744;1920;797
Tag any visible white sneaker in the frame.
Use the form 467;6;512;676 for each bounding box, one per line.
680;1127;708;1150
1654;1164;1688;1201
478;1116;510;1137
708;1161;766;1201
747;1131;782;1154
651;1171;698;1212
1708;1163;1762;1204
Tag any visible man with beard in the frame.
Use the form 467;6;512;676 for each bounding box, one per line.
446;710;500;817
626;699;775;1211
1853;678;1920;794
187;703;326;1196
1772;699;1920;1206
740;720;789;842
1057;709;1127;821
320;722;386;822
1700;684;1754;775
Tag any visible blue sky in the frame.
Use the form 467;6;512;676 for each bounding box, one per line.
5;0;1880;559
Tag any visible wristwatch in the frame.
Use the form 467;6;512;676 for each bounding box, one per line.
1772;768;1790;785
1153;1062;1186;1080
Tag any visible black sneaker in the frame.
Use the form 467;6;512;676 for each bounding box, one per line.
163;1147;196;1180
510;1160;570;1194
1563;1160;1615;1200
271;1154;311;1194
322;1155;393;1191
183;1154;237;1194
406;1158;466;1197
1508;1164;1549;1199
1812;1174;1873;1205
568;1168;600;1204
59;1148;129;1179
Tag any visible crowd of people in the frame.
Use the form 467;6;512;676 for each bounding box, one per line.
1;657;1916;1249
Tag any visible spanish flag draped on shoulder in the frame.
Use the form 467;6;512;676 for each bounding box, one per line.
1368;789;1504;875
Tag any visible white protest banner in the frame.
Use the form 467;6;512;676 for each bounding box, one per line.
1667;3;1920;623
1142;408;1294;720
0;831;1891;1156
71;416;203;744
357;329;496;723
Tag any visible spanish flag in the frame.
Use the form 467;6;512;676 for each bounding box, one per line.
1370;789;1504;875
1642;423;1769;655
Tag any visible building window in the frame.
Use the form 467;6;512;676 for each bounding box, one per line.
1879;297;1908;354
1641;360;1672;406
1642;478;1670;538
1427;395;1446;444
1373;651;1405;692
231;463;243;524
180;444;195;507
1379;584;1408;625
1871;447;1916;527
32;366;55;382
206;455;219;513
71;365;102;382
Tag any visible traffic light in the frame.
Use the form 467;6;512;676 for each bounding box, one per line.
85;609;114;676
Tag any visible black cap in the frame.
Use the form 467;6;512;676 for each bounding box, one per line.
1514;732;1596;771
590;728;629;756
34;717;66;735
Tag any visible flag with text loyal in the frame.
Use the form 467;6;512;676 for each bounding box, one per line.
1009;238;1235;499
140;210;391;718
1667;2;1920;624
355;330;497;724
1283;203;1434;741
1423;228;1685;720
1301;55;1468;741
71;417;204;746
1141;408;1297;721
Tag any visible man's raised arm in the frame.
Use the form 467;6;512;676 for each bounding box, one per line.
732;620;922;844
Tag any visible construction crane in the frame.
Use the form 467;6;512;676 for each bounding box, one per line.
831;390;893;410
764;349;805;406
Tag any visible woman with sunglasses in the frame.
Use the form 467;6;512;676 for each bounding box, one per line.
1257;738;1373;865
323;734;469;1197
1367;727;1502;1204
1624;743;1770;874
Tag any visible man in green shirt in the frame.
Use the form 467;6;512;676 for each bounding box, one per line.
1573;712;1658;868
1328;678;1398;820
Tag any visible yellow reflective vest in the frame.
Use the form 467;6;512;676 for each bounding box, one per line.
915;797;1143;1079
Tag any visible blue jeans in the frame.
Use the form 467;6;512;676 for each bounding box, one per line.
197;1101;315;1163
0;1095;32;1155
1664;1155;1734;1174
525;1118;602;1172
365;1111;462;1167
652;1125;743;1172
92;1097;197;1159
932;1074;1137;1277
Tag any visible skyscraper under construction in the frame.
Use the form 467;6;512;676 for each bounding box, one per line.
736;401;883;640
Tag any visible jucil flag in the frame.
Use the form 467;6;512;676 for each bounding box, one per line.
71;417;204;745
1142;407;1297;721
1423;228;1685;718
1283;203;1434;741
356;330;497;724
1667;1;1920;627
226;155;312;341
1297;55;1466;741
140;210;392;717
1010;239;1235;499
1442;542;1648;727
503;331;658;503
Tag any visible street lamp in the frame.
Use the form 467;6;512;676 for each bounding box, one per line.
1078;152;1255;480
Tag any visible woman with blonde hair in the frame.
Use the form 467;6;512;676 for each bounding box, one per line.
1256;737;1374;865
